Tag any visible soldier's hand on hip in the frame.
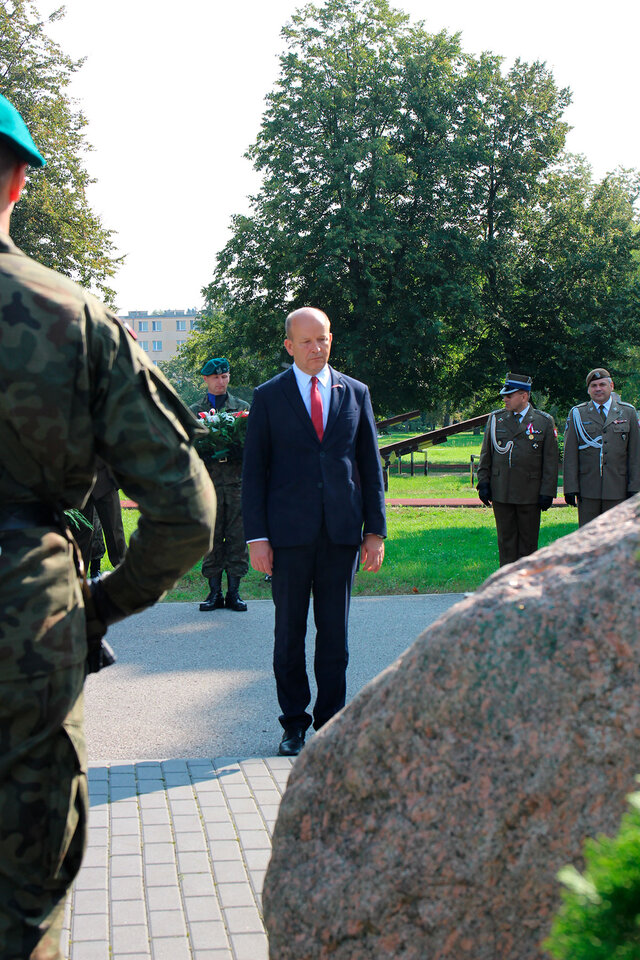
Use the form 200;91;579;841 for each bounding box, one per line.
477;482;492;507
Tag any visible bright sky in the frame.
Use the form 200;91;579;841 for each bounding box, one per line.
38;0;638;314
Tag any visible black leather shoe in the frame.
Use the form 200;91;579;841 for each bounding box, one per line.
278;727;305;757
199;576;225;612
225;575;247;612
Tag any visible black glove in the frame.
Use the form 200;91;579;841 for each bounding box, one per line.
564;492;577;507
82;575;125;674
477;482;492;506
538;494;553;511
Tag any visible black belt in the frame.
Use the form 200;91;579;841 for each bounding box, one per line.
0;502;61;532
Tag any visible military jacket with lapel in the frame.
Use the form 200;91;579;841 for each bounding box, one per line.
563;398;640;499
478;407;559;504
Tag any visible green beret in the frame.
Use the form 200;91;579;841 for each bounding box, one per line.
0;94;45;168
201;357;230;376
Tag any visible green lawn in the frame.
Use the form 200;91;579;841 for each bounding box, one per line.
108;503;578;601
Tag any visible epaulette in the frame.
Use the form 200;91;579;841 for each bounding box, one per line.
617;400;637;411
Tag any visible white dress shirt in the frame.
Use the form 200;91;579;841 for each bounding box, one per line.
292;362;331;430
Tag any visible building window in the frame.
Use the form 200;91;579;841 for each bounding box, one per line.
138;321;149;332
190;319;199;330
139;340;149;351
176;340;186;347
152;340;162;352
176;320;187;331
152;320;162;331
153;360;158;366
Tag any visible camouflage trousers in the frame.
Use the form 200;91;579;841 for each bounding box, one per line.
201;481;248;579
0;663;88;960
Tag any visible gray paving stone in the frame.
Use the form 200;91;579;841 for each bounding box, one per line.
148;909;187;938
216;882;256;909
142;824;173;843
230;932;269;960
188;920;230;950
72;912;109;941
238;830;271;850
112;835;144;856
177;850;211;873
111;854;143;878
73;888;109;915
211;860;248;884
111;922;150;954
142;843;176;865
111;898;148;925
223;905;264;934
145;886;182;912
110;817;140;836
144;863;179;887
69;941;111;960
74;866;108;889
180;873;216;898
111;876;144;900
183;896;223;923
174;831;207;851
205;821;237;841
151;937;191;960
243;848;271;871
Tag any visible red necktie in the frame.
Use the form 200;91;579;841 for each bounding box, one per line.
310;376;324;441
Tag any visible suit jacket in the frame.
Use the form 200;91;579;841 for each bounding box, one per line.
242;365;386;548
563;398;640;499
478;407;559;504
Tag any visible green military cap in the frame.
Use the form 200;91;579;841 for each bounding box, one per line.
0;94;46;168
201;357;230;375
586;368;611;387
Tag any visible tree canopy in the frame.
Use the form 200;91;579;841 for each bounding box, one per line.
0;0;120;301
199;0;639;416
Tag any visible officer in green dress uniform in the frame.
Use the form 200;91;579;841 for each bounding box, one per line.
563;367;640;527
190;358;250;612
0;94;216;960
477;373;559;566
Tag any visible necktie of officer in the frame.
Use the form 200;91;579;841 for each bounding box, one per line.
599;404;606;421
311;376;324;441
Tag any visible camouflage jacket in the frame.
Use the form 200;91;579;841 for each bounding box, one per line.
190;392;250;485
0;232;216;679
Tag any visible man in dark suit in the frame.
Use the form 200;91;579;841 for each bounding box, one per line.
242;307;386;756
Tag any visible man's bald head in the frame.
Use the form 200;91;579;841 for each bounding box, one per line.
284;307;333;376
285;307;331;339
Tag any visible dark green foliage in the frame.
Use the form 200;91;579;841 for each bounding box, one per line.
201;0;640;416
0;1;120;301
545;786;640;959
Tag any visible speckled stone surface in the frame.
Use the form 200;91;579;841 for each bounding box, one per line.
263;499;640;960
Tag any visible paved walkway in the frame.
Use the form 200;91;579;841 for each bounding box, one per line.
63;757;293;960
62;594;465;959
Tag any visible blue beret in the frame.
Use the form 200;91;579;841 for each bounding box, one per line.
201;357;230;375
0;94;45;168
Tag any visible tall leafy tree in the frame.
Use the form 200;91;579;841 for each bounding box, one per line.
204;0;639;415
0;1;120;301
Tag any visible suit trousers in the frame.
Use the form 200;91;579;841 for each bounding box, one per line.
577;497;624;528
271;529;359;732
492;501;542;567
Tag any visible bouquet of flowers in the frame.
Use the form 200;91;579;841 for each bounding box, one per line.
195;409;249;462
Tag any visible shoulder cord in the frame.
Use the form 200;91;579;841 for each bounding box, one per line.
572;407;603;476
490;413;514;467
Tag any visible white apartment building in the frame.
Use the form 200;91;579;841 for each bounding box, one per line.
120;309;199;364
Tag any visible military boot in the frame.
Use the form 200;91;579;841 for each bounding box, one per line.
225;574;247;612
199;574;225;611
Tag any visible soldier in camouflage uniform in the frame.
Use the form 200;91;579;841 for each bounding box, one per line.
563;367;640;526
477;373;559;566
0;95;216;960
190;358;250;612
